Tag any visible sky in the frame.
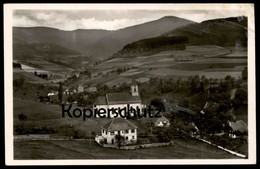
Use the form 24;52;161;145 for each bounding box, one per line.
13;10;247;31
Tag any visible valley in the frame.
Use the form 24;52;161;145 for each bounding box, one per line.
12;14;249;160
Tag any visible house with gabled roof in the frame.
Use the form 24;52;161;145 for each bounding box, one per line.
94;79;145;118
141;115;170;127
95;118;138;145
228;120;248;138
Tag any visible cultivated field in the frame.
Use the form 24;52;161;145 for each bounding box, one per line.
83;45;247;88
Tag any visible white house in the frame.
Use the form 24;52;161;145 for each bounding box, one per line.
47;90;58;96
94;79;145;118
153;116;170;127
141;115;170;127
95;118;138;145
77;84;84;93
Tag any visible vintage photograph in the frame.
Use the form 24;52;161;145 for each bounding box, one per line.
4;3;256;165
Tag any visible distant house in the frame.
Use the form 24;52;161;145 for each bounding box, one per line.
95;118;138;145
47;90;58;96
77;85;84;93
228;120;248;138
86;86;97;93
153;116;170;127
141;115;170;127
63;89;70;95
94;79;145;118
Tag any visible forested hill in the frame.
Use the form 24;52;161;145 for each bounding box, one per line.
114;36;189;57
13;16;194;60
112;16;247;58
163;16;248;47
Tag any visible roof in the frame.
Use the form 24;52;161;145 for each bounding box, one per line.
130;79;138;86
101;118;138;131
94;96;107;105
147;115;169;123
106;92;141;104
229;120;248;133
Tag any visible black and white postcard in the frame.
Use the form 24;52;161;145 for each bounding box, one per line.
4;3;256;165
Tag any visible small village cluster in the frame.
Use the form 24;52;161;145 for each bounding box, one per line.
47;79;247;147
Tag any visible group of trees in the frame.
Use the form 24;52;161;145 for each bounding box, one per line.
13;62;22;68
122;36;188;54
79;69;91;79
116;67;130;74
34;71;48;79
140;76;209;100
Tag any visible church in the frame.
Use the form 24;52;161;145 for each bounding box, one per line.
94;79;145;118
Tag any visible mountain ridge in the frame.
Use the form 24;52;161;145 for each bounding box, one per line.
13;16;195;60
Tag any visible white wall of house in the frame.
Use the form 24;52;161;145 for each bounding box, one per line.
101;128;137;144
155;119;170;127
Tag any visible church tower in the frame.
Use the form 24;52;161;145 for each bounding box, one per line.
130;79;139;96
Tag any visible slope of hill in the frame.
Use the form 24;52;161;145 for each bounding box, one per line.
112;16;247;57
114;36;189;57
13;16;194;60
13;27;111;56
13;38;81;59
163;16;247;47
88;16;195;58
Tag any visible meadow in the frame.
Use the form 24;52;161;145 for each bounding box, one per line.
14;137;242;159
85;45;247;88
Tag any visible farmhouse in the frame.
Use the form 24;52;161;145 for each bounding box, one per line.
152;116;170;127
141;115;170;127
228;120;248;138
94;79;145;118
95;118;138;145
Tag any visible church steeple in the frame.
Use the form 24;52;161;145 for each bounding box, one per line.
130;79;139;96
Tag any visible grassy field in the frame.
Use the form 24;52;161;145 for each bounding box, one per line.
13;98;145;135
13;68;51;84
13;98;112;135
84;45;247;88
13;99;247;159
14;137;242;159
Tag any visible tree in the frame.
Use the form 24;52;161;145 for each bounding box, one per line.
150;98;165;112
115;134;125;148
180;97;191;108
176;77;182;92
58;82;63;104
18;113;27;127
242;66;247;80
13;77;24;87
233;88;247;108
158;78;165;94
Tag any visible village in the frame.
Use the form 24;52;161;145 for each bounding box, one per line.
11;11;249;160
13;66;248;158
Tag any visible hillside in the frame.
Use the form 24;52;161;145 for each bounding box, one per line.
112;16;247;57
163;16;248;47
13;16;194;60
88;16;195;59
13;38;81;59
114;36;189;57
13;27;111;57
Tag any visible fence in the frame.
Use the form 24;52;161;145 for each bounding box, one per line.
100;141;174;150
191;135;247;158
